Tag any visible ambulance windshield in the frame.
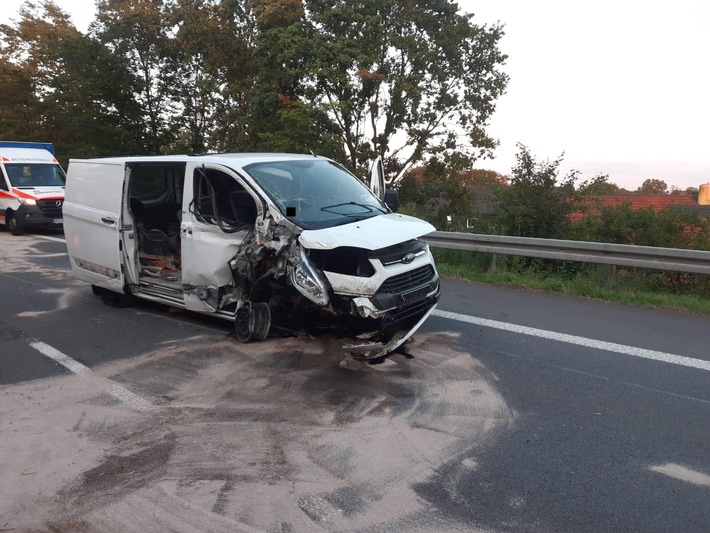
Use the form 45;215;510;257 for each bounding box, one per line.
5;163;66;187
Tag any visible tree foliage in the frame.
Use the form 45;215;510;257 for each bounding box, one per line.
0;0;508;176
491;144;577;238
576;174;629;196
0;0;146;160
460;168;509;187
397;160;479;231
304;0;508;177
572;204;710;250
636;178;669;196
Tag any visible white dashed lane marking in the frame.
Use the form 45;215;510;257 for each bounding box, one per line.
29;340;150;409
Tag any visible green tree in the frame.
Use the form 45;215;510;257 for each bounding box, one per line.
0;1;145;161
576;174;629;196
303;0;508;177
0;0;79;147
492;144;577;238
2;0;508;172
168;0;261;153
398;159;479;231
460;168;509;187
94;0;181;153
0;56;41;141
636;178;669;195
247;0;344;157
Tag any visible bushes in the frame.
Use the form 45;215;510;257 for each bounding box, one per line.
571;203;710;250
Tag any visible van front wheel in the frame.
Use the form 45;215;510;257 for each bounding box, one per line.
235;302;271;342
7;212;24;236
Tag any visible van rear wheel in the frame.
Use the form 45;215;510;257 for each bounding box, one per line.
95;286;135;307
7;212;24;236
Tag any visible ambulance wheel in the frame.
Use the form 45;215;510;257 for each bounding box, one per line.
7;212;23;236
235;302;271;343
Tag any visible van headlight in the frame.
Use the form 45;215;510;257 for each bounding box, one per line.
18;198;36;205
290;246;330;306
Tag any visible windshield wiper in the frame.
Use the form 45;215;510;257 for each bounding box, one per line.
320;201;386;215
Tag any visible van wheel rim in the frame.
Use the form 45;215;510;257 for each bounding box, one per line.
234;303;271;343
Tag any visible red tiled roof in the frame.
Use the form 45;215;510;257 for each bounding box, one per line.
582;195;698;210
570;196;701;223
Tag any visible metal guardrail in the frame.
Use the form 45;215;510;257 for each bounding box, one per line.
422;231;710;275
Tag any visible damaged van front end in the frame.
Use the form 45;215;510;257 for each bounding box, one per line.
231;158;440;358
223;205;439;358
296;216;439;358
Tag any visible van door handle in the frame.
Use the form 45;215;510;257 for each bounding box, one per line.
101;217;115;225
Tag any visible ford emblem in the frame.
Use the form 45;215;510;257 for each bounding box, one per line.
402;253;416;264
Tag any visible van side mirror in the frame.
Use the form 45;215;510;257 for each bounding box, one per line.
384;188;399;212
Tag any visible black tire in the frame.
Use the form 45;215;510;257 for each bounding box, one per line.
251;302;271;341
91;284;103;296
235;302;271;343
235;306;253;343
6;212;24;236
100;288;135;308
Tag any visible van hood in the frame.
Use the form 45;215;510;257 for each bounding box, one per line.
298;213;435;251
13;187;65;200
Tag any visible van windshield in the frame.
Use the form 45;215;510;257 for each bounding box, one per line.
244;159;387;230
5;163;66;187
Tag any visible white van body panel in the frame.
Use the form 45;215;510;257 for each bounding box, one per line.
63;160;125;291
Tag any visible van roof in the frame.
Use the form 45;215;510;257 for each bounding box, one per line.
68;152;328;168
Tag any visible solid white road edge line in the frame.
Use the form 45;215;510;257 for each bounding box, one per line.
432;309;710;372
29;340;151;409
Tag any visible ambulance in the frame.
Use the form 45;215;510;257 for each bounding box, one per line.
0;141;66;235
63;153;440;358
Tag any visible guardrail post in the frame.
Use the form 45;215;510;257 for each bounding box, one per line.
607;265;617;286
490;254;498;273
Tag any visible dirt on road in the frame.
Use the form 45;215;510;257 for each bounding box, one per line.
0;329;514;533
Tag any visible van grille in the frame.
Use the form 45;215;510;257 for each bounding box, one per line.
37;199;63;217
377;265;435;294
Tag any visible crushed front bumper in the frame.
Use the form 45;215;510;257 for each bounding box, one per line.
343;286;440;359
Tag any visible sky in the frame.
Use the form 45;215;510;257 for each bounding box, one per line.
4;0;710;190
462;0;710;190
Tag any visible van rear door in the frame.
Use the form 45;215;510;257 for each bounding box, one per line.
64;160;127;292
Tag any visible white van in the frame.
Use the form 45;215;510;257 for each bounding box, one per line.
63;153;440;358
0;141;66;235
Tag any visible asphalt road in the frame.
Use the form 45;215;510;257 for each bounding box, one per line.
1;229;709;532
